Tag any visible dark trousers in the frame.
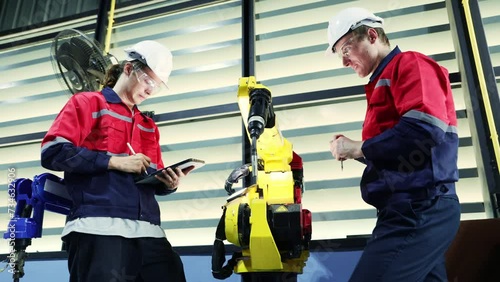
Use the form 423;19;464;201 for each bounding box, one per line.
349;195;460;282
64;232;186;282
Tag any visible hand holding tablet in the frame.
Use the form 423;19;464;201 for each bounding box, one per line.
135;158;205;185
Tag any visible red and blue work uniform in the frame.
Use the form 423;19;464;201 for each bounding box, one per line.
41;87;173;226
349;47;461;282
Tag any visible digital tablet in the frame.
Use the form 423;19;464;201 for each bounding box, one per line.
135;158;205;185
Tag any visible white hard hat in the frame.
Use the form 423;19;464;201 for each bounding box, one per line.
124;40;173;86
326;7;384;55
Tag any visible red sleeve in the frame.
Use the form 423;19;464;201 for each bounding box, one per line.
41;94;110;173
391;52;453;124
42;94;94;146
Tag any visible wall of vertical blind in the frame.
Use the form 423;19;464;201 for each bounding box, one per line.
0;0;498;253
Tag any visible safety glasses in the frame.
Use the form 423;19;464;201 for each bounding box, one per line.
133;68;163;94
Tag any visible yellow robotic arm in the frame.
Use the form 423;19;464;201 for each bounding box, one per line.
237;76;295;204
212;77;312;281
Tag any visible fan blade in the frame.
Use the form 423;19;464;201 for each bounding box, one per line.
56;42;76;70
69;37;93;70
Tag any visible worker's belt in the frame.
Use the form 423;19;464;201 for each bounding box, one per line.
380;182;456;210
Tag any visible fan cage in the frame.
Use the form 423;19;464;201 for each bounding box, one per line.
50;29;113;95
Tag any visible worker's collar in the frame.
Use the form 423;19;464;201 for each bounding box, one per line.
102;87;122;103
369;46;401;83
102;87;138;111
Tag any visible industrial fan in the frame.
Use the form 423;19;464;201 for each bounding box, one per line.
50;29;115;95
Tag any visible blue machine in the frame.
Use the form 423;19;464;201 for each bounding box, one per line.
4;173;72;282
